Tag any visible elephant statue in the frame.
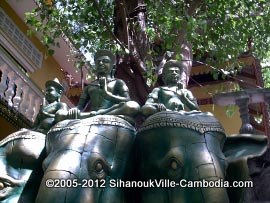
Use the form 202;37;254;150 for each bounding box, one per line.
0;128;45;203
35;115;136;203
135;111;268;203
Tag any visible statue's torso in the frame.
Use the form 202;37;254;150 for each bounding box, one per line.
86;79;119;110
158;87;186;110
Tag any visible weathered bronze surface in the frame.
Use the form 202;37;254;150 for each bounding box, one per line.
141;60;199;117
0;78;65;202
0;56;269;203
0;129;45;203
135;111;267;203
33;52;140;203
35;116;135;203
33;78;68;134
57;50;140;121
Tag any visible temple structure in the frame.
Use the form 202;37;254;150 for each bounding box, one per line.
0;0;86;139
1;0;269;141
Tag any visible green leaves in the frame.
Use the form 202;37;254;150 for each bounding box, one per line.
24;0;270;86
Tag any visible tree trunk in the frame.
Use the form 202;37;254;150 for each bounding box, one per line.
114;0;150;105
114;0;202;102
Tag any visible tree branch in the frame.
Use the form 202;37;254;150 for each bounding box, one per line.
118;0;130;48
91;0;127;51
186;0;204;16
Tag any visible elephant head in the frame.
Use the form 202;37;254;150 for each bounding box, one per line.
36;115;135;203
0;129;45;203
135;111;268;203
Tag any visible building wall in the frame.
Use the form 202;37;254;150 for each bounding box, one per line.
0;1;66;137
191;82;242;135
200;104;241;135
0;1;65;91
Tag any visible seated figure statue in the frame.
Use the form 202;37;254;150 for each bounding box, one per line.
141;60;199;117
35;51;139;203
33;78;68;133
58;50;140;121
136;60;268;203
0;78;66;203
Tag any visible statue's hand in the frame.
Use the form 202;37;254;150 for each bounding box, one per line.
89;111;97;116
153;103;167;112
99;76;108;92
168;97;184;111
68;108;80;119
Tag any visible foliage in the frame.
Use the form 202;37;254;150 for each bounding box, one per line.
146;0;270;63
262;67;270;88
25;0;270;80
25;0;116;68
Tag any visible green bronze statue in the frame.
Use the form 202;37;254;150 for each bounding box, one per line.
33;78;68;133
136;111;267;203
136;60;267;203
141;60;199;117
35;50;139;203
57;50;140;121
1;56;268;203
35;116;136;203
0;78;66;203
0;130;45;203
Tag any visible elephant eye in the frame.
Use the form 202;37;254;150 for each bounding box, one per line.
95;162;104;173
167;158;183;179
92;159;109;179
88;155;110;180
170;160;180;170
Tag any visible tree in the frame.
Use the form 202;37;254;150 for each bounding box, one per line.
25;0;270;104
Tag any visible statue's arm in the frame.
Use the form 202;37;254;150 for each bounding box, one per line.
145;88;159;104
142;88;166;116
102;78;130;103
39;110;55;118
181;90;199;111
32;102;58;130
57;102;69;112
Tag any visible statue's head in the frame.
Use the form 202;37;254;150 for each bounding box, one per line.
162;60;184;86
45;78;64;103
94;50;116;77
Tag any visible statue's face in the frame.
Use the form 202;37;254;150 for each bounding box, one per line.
163;66;181;85
45;86;60;103
95;56;112;77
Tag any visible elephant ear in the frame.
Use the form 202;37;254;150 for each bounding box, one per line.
223;134;268;163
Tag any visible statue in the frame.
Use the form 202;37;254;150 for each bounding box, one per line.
135;59;268;203
58;50;140;121
1;56;267;203
0;78;66;203
35;116;136;203
0;130;45;203
135;111;267;203
141;60;199;117
33;78;68;133
35;50;139;203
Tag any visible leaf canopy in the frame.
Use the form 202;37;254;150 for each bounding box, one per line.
26;0;270;85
